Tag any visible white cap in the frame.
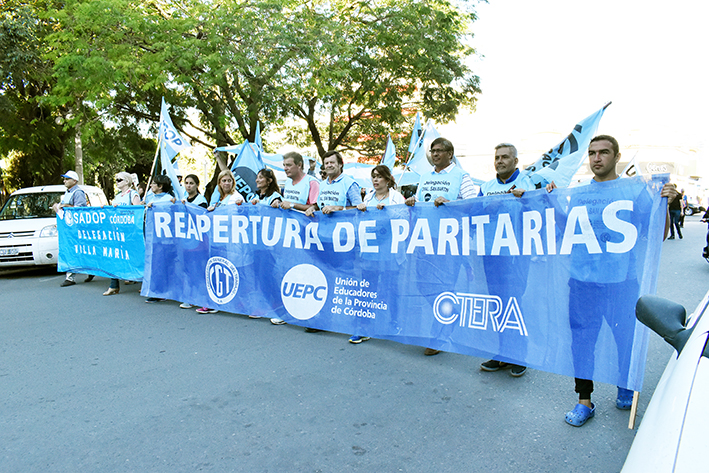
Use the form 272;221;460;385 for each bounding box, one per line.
62;170;79;181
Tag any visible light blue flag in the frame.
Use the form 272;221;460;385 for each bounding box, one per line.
159;98;191;160
405;119;441;176
407;113;422;154
344;162;375;189
160;140;185;201
621;153;641;178
522;102;611;189
254;122;263;152
380;135;396;170
230;139;265;202
159;98;191;200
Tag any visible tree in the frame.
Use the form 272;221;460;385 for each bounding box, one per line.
0;0;70;188
48;0;480;174
282;0;481;158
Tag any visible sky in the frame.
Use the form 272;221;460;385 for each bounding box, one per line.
441;0;708;169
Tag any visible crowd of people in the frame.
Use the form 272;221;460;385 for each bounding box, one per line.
54;135;680;428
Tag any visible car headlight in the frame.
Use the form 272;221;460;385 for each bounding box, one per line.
40;224;58;238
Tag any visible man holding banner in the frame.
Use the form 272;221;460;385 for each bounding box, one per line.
305;151;361;216
478;143;540;377
279;152;320;212
405;137;476;356
405;137;476;207
479;144;536;198
53;170;91;287
547;135;678;427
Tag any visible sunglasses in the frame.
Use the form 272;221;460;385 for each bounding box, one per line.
116;178;124;183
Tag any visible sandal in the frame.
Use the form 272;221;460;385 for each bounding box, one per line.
565;403;595;427
616;387;634;410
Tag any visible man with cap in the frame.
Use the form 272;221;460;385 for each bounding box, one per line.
52;170;91;286
307;157;318;177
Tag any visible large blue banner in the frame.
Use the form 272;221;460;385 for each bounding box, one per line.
57;206;146;281
142;175;668;391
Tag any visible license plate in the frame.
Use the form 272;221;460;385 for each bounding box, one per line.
0;248;19;256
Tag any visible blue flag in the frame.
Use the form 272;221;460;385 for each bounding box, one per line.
380;135;396;170
522;103;610;189
159;98;190;200
229;139;265;202
407;113;422;154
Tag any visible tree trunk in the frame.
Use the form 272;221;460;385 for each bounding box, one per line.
74;123;84;185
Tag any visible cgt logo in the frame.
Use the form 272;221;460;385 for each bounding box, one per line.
205;257;239;305
433;291;528;336
281;264;328;320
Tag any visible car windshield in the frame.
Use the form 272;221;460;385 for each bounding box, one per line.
0;192;64;220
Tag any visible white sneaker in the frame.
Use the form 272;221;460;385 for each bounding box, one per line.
270;318;286;325
179;303;193;309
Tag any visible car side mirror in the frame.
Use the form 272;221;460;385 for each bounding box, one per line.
636;295;691;355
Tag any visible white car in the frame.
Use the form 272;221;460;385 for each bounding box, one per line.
0;184;108;267
622;291;709;472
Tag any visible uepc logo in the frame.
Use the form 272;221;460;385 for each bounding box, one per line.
281;264;328;320
205;257;239;304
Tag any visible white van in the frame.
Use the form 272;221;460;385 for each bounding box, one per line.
0;184;108;267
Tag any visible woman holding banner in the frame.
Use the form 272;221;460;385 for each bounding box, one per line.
245;168;284;320
351;165;406;343
144;175;176;303
356;165;405;211
144;175;175;205
182;174;209;209
250;168;283;207
103;172;141;296
207;170;244;211
177;174;208;310
197;170;244;314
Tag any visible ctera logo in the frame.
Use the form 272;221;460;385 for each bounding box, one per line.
280;264;328;320
433;291;528;336
205;257;239;305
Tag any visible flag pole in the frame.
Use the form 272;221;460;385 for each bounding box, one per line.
145;138;162;195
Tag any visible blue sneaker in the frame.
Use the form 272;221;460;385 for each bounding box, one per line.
348;335;371;344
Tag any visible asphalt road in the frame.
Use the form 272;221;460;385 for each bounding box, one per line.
1;216;707;473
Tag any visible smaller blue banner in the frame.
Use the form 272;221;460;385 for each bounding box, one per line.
57;206;146;280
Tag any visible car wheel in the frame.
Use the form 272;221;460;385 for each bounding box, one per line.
684;208;694;216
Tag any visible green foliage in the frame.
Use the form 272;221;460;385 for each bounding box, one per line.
75;120;157;200
48;0;480;161
0;0;69;188
2;0;480;191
